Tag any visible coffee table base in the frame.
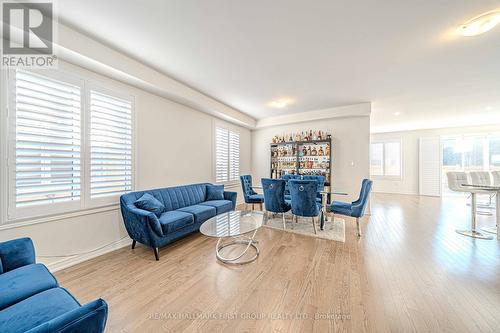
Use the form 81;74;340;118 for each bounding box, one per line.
215;230;259;265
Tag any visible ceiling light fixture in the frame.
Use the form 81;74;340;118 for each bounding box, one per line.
459;10;500;37
485;106;494;111
268;98;294;108
393;111;401;116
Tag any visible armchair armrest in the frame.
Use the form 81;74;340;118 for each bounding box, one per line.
0;237;35;273
122;205;163;237
224;191;238;210
26;298;108;333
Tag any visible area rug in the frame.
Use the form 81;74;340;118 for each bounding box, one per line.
262;214;345;242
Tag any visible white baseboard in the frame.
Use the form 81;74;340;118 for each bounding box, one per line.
45;237;132;273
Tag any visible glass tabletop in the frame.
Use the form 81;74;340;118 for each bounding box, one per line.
200;210;264;238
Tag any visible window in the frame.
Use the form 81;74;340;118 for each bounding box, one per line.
370;141;401;177
89;90;133;199
7;69;134;220
215;126;240;183
11;70;82;212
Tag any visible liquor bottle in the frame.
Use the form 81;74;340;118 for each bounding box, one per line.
311;147;317;156
318;147;324;156
309;130;313;141
307;146;311;156
325;144;330;156
302;146;307;156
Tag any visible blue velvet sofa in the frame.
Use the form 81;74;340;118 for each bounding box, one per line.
0;238;108;333
120;183;237;260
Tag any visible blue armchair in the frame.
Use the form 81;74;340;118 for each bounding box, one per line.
330;179;373;237
288;179;323;234
0;238;108;333
240;175;264;210
261;178;291;229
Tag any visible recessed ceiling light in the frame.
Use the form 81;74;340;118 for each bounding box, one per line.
485;106;494;111
268;98;294;108
459;10;500;37
393;112;401;116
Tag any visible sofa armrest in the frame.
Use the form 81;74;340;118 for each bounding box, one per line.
0;237;35;274
224;191;237;210
26;298;108;333
122;204;164;237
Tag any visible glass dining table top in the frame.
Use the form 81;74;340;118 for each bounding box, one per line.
200;210;264;238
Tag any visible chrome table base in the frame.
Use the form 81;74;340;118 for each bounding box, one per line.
456;229;493;240
215;229;259;265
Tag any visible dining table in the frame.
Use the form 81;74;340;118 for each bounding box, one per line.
252;185;348;230
461;183;500;239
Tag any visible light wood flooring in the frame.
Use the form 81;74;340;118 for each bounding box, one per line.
55;194;500;332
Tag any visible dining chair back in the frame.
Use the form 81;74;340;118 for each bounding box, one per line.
330;178;372;237
288;179;321;234
240;175;264;209
261;178;291;229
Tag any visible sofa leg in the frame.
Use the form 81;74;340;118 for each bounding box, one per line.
356;218;361;237
131;240;136;249
312;217;317;234
153;248;159;261
282;213;286;230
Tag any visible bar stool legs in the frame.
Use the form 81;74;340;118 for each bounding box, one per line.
456;193;493;240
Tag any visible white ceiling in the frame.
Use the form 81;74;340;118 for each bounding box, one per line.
57;0;500;132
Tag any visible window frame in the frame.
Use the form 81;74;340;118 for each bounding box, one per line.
370;139;403;180
2;68;136;223
85;82;135;208
213;121;240;185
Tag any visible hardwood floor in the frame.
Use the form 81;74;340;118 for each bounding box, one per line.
55;194;500;332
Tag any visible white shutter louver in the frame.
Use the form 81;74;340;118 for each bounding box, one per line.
13;70;82;207
215;127;240;183
90;90;133;198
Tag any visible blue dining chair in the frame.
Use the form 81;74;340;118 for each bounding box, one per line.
303;175;325;203
288;179;323;234
330;179;372;237
240;175;264;210
282;174;301;201
261;178;291;230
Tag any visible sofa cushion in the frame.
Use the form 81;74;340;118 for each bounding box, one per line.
206;184;224;201
177;205;216;223
0;287;80;333
0;263;58;311
159;211;194;234
199;200;233;214
134;193;165;217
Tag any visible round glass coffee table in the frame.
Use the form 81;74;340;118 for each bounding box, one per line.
200;210;264;265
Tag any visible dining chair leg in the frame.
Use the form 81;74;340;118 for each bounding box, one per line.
356;217;361;237
282;213;286;230
312;217;317;234
295;215;298;223
252;203;254;210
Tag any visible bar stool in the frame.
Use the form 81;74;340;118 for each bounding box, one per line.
446;172;493;239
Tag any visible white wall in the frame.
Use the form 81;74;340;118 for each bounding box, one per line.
251;115;370;202
0;60;251;271
371;124;500;195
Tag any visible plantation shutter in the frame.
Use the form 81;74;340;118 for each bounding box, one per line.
89;90;133;198
215;127;240;183
229;131;240;181
13;70;82;209
215;127;229;182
